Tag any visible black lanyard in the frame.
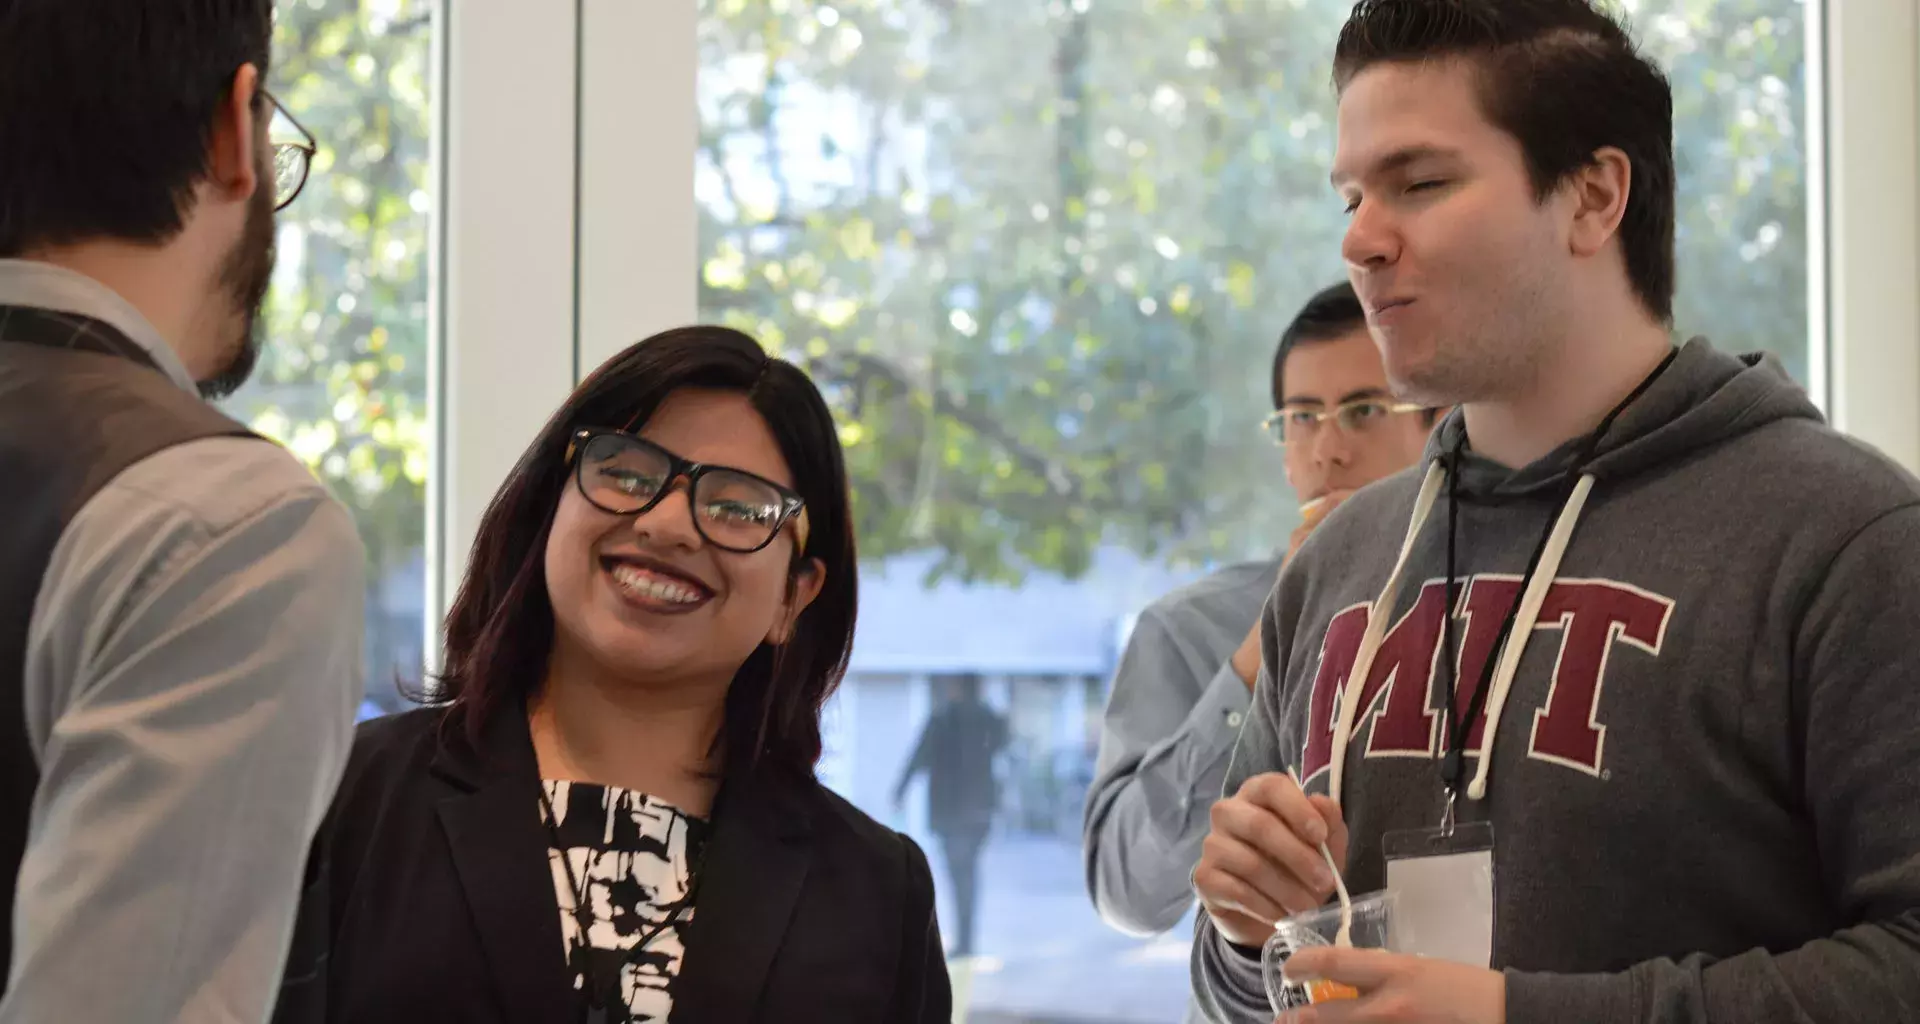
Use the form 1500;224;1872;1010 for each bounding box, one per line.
539;783;712;1024
1435;347;1678;801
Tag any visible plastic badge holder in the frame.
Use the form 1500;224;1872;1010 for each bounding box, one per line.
1383;820;1495;966
1261;889;1398;1016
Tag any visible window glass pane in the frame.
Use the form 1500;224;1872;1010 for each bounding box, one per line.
1643;0;1813;382
223;0;438;718
697;1;1811;1017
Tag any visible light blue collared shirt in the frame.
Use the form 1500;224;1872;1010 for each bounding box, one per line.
1082;558;1278;1022
0;259;366;1024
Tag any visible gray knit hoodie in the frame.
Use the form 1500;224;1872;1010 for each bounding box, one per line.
1192;338;1920;1023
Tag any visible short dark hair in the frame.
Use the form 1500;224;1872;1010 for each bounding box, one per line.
1271;281;1369;408
435;326;859;781
1333;0;1676;323
0;0;274;256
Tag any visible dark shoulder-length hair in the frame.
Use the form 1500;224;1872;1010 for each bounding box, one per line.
433;325;858;780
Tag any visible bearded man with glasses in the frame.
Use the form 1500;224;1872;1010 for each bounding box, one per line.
0;3;365;1022
1082;280;1439;1018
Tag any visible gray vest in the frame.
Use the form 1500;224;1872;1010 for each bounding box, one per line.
0;305;257;987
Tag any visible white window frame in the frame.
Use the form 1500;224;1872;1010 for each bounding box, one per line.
433;2;586;655
576;0;699;374
1824;0;1920;470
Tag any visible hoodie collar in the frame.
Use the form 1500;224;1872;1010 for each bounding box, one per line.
1421;337;1822;500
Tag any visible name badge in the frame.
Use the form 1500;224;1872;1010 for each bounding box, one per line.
1382;820;1495;967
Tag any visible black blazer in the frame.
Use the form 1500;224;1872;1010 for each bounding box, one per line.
275;705;950;1024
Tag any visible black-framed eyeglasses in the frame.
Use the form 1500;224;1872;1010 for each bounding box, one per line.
566;428;811;554
264;90;316;212
1262;398;1427;446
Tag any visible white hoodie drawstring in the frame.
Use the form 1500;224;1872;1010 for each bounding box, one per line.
1324;462;1596;806
1327;461;1444;806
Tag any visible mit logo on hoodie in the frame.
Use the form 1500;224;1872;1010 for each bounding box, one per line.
1298;575;1674;784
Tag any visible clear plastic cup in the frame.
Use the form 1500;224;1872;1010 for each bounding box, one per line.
1261;889;1397;1015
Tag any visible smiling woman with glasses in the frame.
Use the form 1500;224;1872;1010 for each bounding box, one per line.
274;326;951;1024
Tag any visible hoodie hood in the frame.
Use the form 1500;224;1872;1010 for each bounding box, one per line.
1422;337;1823;500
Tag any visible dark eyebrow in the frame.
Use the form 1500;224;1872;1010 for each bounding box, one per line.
1282;387;1392;407
1330;144;1462;189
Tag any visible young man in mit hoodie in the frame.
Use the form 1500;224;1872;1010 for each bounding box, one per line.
1189;2;1920;1023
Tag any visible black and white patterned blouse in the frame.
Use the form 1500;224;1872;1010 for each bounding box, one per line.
540;780;712;1023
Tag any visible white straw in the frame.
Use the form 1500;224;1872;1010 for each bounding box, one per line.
1287;768;1353;947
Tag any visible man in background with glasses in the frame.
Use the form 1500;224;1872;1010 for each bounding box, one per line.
1082;282;1436;987
0;3;359;1022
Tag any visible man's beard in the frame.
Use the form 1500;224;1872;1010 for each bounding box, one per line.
197;150;279;400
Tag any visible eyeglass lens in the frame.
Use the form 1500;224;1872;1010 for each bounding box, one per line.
273;145;309;209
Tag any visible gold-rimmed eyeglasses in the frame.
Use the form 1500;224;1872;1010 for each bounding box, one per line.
1261;398;1427;446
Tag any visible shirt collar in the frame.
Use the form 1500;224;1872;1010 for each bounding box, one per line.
0;258;199;394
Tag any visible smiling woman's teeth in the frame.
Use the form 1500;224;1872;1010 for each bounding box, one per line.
610;565;702;605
